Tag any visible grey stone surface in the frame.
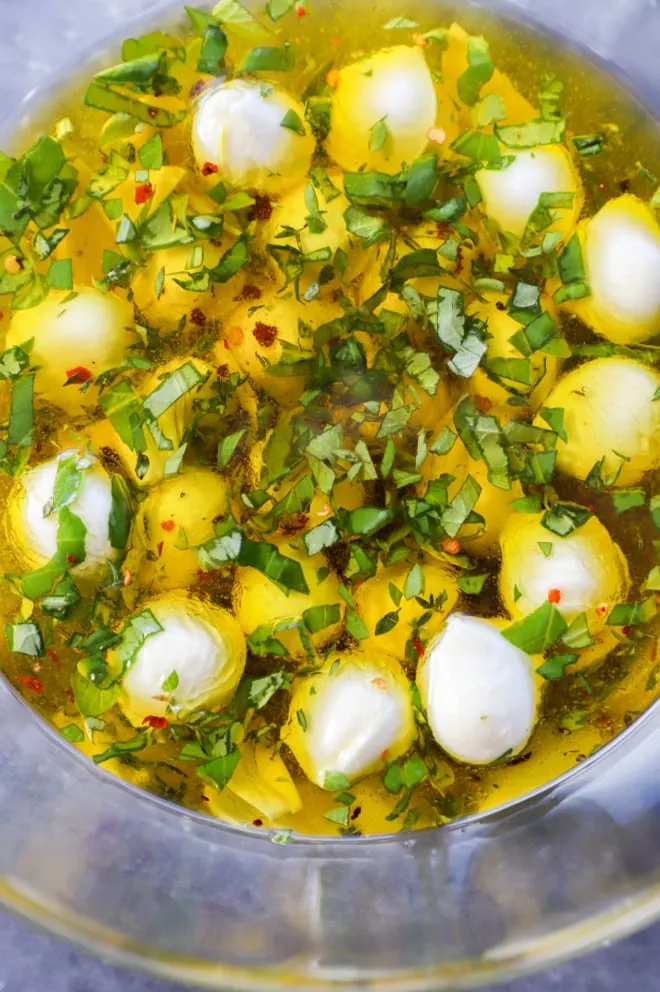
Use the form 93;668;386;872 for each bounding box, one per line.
0;0;659;989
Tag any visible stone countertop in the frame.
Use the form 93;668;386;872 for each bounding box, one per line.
1;0;660;988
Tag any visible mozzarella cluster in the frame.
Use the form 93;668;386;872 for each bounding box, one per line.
118;596;246;725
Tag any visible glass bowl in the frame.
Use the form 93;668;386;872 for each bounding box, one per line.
2;0;660;988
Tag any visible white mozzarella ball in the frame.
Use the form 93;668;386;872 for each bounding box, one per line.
499;512;630;625
5;288;136;413
9;450;116;574
476;146;581;239
192;79;313;193
119;597;246;724
284;652;415;787
418;614;539;765
576;194;660;344
534;357;660;487
327;46;437;174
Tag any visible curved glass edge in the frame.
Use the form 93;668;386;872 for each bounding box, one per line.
1;0;660;988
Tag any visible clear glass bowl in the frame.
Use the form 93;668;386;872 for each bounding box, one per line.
2;1;660;988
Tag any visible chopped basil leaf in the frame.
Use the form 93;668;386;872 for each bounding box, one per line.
541;501;592;536
607;597;657;627
6;621;44;657
369;116;390;154
345;609;369;641
109;476;133;550
198;750;241;790
495;117;566;148
457;36;493;107
383;15;419;28
457;573;489;595
218;429;247;467
61;724;85;743
72;671;120;718
303;603;341;633
537;653;578;680
562;613;594;649
116;609;164;671
238;45;294;73
208;234;249;282
280;108;306;136
405;154;438;207
430;427;457;455
539;406;567;442
442;475;481;538
612;489;646;515
198;24;228;74
572;134;604;157
502;601;567;654
143;362;204;421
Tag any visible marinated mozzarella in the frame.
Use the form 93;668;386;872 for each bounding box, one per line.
569;195;660;344
5;288;135;413
535;358;660;487
192;79;313;193
418;614;539;764
327;46;437;174
466;292;562;418
476;146;582;239
232;538;343;660
135;469;229;592
355;559;459;661
7;450;117;575
118;596;246;724
284;652;416;786
499;512;630;630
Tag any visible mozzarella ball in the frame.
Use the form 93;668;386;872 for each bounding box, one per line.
467;292;562;418
7;450;117;575
5;288;136;414
192;79;313;194
232;538;343;659
118;595;246;724
263;173;369;288
535;358;660;487
131;244;223;332
224;740;302;820
284;651;416;786
421;437;523;554
355;559;459;661
327;46;437;174
500;511;630;642
222;294;341;407
418;614;539;765
476;146;582;239
571;194;660;344
87;358;215;488
135;469;229;592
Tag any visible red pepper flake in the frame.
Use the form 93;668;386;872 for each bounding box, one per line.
455;244;465;276
202;161;219;176
380;749;390;761
295;3;306;15
223;338;230;350
435;221;450;239
253;818;264;827
253;321;278;347
413;32;430;48
216;364;230;378
16;675;44;693
412;635;425;659
190;79;206;100
249;195;273;221
330;36;340;47
66;554;78;564
161;519;176;532
442;537;461;555
474;395;492;414
135;183;154;205
142;715;168;729
548;588;561;604
190;307;206;326
595;602;609;619
148;107;158;119
156;540;164;557
123;569;133;587
240;284;262;302
65;365;92;385
46;648;59;664
621;625;632;637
